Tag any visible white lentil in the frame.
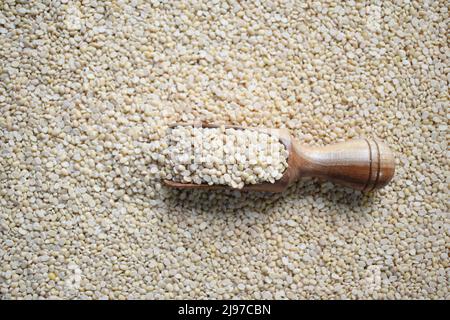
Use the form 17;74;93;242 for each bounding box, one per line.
165;126;288;188
0;0;448;300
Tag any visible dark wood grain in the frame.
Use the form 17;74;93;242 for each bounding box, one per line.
292;138;395;192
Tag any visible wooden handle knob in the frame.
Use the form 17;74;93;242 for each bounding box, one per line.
297;139;395;191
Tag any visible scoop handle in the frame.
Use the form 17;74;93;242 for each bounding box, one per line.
295;139;395;192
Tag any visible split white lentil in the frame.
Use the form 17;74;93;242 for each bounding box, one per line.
164;126;288;188
0;1;448;300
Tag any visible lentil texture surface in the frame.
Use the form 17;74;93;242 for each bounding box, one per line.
164;126;289;188
0;1;448;299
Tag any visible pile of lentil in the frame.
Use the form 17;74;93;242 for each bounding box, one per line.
0;0;448;299
164;126;288;188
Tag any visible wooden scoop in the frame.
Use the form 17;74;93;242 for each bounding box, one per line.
163;123;395;193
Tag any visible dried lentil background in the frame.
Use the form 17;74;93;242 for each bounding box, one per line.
0;0;448;299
